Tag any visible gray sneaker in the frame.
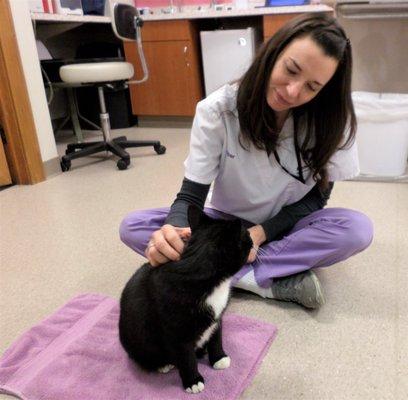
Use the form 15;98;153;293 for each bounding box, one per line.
271;270;325;309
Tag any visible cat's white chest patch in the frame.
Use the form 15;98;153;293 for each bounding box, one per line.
205;278;232;319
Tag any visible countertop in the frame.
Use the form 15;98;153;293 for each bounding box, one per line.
141;4;333;21
31;4;333;24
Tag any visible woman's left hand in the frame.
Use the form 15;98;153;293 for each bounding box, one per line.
247;225;266;263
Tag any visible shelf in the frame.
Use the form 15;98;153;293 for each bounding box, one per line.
31;12;111;24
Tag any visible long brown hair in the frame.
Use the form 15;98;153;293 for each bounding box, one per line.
237;13;356;187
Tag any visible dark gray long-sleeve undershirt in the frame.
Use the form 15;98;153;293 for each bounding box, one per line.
165;178;334;243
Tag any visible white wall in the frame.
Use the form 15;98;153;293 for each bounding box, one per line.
9;0;58;163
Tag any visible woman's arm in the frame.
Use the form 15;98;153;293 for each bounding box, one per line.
165;179;333;242
165;178;211;227
260;182;334;243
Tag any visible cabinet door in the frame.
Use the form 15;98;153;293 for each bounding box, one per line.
263;14;302;42
263;12;334;42
0;135;12;187
125;40;202;116
0;103;11;187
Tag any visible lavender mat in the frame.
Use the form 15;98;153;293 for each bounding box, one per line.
0;293;277;400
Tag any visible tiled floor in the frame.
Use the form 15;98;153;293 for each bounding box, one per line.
1;126;407;399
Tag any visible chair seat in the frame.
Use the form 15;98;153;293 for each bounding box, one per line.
59;62;134;84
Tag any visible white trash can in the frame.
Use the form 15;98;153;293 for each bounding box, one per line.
352;92;408;177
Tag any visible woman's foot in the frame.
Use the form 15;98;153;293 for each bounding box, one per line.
271;270;325;309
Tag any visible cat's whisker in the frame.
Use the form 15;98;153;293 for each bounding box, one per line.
255;247;267;257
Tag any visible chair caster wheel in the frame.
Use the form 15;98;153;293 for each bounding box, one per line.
60;158;71;172
117;158;130;170
154;144;166;155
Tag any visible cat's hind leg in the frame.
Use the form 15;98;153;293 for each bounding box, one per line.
158;364;175;373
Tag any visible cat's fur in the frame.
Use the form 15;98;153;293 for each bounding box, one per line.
119;206;252;393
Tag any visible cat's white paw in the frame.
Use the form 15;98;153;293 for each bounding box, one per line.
157;364;174;373
213;356;231;369
186;381;205;394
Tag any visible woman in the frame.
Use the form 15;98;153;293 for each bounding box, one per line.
120;13;373;309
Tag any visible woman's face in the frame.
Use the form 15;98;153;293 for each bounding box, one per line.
267;36;339;113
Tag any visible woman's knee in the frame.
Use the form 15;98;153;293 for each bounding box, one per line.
119;211;145;250
119;208;168;253
335;209;374;253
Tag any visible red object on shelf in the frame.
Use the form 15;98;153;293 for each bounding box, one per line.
42;0;54;13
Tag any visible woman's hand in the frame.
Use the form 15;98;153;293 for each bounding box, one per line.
145;224;191;267
247;225;266;264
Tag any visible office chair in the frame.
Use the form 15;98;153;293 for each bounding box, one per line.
59;3;166;171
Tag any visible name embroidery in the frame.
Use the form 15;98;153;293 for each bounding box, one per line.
226;150;235;159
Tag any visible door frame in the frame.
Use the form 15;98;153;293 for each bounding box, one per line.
0;0;44;184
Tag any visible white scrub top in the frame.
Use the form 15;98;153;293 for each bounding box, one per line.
184;84;360;224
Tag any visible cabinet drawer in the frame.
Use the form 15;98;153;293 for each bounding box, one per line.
140;20;193;42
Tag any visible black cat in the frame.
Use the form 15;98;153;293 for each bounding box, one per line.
119;206;252;393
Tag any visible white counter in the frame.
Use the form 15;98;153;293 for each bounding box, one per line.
141;4;332;21
31;4;332;24
31;13;110;23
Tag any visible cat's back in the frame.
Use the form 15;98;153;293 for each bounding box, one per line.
120;263;153;311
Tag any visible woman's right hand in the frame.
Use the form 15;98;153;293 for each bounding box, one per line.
145;224;191;267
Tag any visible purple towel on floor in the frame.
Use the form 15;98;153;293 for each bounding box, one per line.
0;293;277;400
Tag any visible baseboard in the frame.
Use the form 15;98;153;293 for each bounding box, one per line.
43;156;61;179
349;173;408;184
137;116;193;129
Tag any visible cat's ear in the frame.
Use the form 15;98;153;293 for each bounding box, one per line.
187;205;209;231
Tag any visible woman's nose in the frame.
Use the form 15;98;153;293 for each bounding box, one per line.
286;81;302;100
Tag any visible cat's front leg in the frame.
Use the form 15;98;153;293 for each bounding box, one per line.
173;343;205;393
207;322;231;369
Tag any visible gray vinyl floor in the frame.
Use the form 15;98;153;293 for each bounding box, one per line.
1;126;407;399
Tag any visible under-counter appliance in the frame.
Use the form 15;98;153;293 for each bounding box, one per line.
200;28;258;96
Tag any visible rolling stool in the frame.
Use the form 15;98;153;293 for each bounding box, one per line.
59;61;166;171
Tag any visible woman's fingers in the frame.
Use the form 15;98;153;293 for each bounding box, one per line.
148;245;171;267
247;248;257;264
146;225;190;267
162;225;186;255
176;227;191;241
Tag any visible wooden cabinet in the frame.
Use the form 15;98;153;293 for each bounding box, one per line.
124;20;203;117
263;11;334;42
263;14;303;42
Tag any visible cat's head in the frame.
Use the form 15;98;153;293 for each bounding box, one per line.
186;206;253;275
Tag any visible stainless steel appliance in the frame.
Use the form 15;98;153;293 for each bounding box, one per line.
336;0;408;93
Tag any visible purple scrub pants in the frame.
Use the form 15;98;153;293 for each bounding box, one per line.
119;207;373;288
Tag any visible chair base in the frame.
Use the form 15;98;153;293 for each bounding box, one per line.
60;136;166;171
